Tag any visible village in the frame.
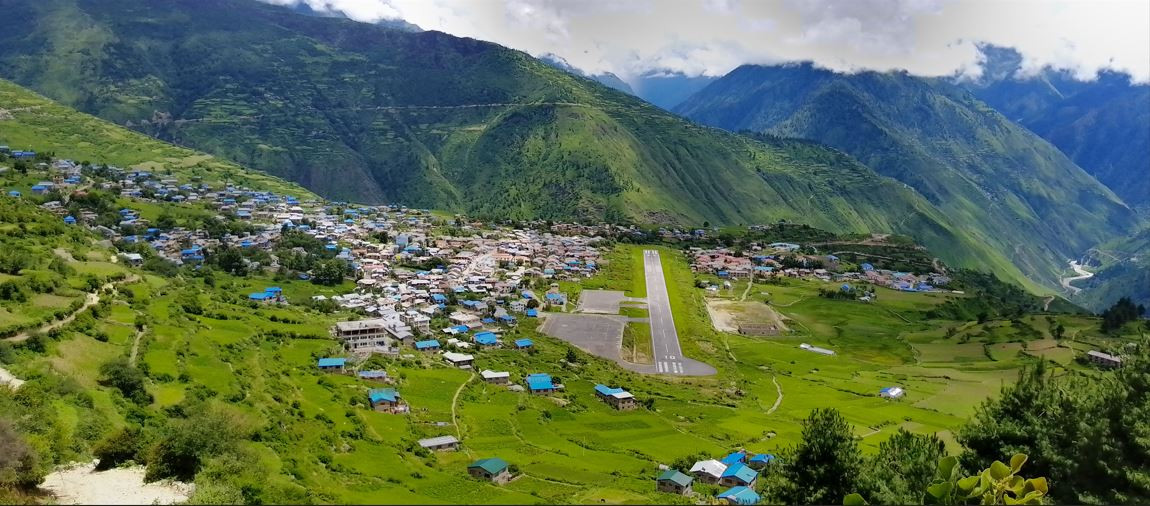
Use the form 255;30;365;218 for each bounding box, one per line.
1;151;1131;505
688;245;952;295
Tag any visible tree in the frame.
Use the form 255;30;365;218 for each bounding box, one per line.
1100;297;1144;333
209;247;247;276
857;430;945;505
99;358;152;404
774;408;862;504
155;213;178;230
146;407;246;481
311;258;348;286
959;356;1150;504
564;347;579;364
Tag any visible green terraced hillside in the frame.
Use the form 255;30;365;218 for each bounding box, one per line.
0;79;313;196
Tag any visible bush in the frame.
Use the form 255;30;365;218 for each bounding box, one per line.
146;407;246;481
0;419;47;488
98;358;152;404
94;426;146;470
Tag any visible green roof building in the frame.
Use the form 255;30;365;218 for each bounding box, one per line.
656;469;694;495
468;457;511;484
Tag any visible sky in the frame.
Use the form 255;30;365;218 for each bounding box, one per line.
261;0;1150;84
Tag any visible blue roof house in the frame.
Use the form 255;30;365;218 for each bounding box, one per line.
63;216;76;225
718;486;761;505
526;373;556;394
720;452;747;466
6;190;20;197
719;462;758;487
317;358;346;372
431;293;448;303
415;339;441;351
368;388;405;413
514;338;533;349
526;309;538;318
473;332;498;346
747;453;776;470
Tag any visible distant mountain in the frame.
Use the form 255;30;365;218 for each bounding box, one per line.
538;53;634;95
961;46;1150;208
0;0;1029;286
631;70;718;110
674;63;1138;288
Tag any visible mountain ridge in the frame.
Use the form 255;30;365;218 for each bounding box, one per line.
960;45;1150;209
674;62;1138;288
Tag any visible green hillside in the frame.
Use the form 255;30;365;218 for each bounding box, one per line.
0;80;312;196
674;63;1138;289
0;0;1038;286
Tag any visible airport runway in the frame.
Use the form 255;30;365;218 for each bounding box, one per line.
643;250;716;376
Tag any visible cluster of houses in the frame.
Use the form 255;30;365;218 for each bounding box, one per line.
7;155;614;317
654;450;776;504
690;245;950;293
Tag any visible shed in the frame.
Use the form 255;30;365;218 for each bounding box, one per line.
480;370;510;384
418;435;460;452
879;386;905;399
317;358;346;371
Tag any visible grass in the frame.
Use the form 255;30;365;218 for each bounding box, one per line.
621;322;653;364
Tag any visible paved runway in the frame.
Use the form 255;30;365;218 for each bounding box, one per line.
642;250;716;376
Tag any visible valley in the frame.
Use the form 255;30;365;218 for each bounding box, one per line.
0;1;1147;505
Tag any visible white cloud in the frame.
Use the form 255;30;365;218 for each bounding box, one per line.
261;0;1150;83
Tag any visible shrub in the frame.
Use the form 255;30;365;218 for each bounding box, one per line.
0;419;47;488
98;358;152;404
94;426;146;470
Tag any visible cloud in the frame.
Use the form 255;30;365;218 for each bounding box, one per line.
260;0;1150;83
